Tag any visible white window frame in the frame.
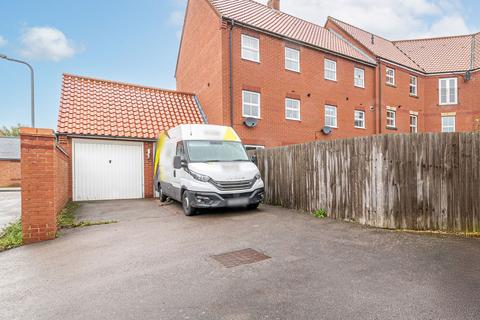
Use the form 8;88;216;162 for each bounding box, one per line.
410;76;418;96
324;105;337;128
410;115;418;133
354;68;365;88
386;109;396;128
242;90;261;119
354;110;366;129
386;67;395;85
324;59;337;81
285;47;300;72
285;98;301;121
439;78;458;105
441;116;456;132
241;34;260;63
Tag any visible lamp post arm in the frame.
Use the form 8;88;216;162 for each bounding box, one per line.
0;56;35;128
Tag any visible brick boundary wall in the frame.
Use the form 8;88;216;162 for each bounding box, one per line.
0;160;21;188
20;128;70;244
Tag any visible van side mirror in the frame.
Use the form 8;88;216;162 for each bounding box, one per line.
250;155;257;164
173;156;187;169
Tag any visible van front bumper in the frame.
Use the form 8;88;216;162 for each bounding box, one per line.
188;188;265;208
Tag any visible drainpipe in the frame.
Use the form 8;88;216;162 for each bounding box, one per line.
377;58;382;134
229;19;235;128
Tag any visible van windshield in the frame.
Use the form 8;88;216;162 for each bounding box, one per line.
186;141;250;162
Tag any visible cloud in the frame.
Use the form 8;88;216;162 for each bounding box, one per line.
0;35;7;47
258;0;473;39
20;27;80;61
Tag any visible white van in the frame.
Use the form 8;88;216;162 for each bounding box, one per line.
153;124;265;216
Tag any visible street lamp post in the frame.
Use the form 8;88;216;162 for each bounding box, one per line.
0;54;35;128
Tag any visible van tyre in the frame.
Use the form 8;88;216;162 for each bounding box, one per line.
247;203;259;210
182;191;197;216
158;184;168;202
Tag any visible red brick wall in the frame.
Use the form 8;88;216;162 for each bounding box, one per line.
176;0;225;124
0;160;21;187
20;128;69;244
57;135;73;199
144;142;154;198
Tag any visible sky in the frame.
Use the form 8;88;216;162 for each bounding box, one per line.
0;0;479;129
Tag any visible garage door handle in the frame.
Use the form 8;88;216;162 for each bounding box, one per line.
173;170;176;178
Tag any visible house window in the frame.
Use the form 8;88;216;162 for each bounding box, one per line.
386;109;396;128
285;98;301;121
442;116;456;132
410;76;418;96
410;115;418;133
354;68;365;88
325;105;337;128
285;47;300;72
241;34;260;62
242;90;260;118
324;59;337;81
439;78;458;105
354;110;365;128
386;67;395;85
244;145;265;151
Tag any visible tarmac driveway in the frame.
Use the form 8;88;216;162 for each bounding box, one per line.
1;199;479;320
0;190;21;230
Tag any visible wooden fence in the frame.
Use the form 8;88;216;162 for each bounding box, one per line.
250;133;480;233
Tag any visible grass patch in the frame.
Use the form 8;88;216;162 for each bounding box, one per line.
0;220;22;252
57;202;117;230
312;208;328;218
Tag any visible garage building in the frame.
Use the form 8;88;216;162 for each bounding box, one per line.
57;74;206;201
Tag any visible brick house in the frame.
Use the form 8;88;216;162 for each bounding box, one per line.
56;74;206;201
0;137;21;188
175;0;480;148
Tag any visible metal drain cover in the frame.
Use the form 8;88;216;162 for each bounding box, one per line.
211;248;270;268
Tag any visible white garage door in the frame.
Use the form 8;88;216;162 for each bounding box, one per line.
73;139;144;201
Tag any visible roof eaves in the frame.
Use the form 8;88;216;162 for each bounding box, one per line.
328;29;377;65
224;17;377;67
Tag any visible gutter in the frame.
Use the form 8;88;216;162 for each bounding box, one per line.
224;18;377;68
57;133;157;143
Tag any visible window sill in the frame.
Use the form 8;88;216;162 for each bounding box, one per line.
354;126;366;130
242;116;261;120
386;83;397;88
409;94;419;99
325;78;337;82
354;85;365;89
438;103;458;107
286;118;301;122
285;68;301;74
241;58;260;64
386;126;397;131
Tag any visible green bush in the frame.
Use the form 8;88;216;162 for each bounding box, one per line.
0;220;22;252
312;208;328;218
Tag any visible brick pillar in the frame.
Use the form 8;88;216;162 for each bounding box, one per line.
20;128;57;244
144;142;154;198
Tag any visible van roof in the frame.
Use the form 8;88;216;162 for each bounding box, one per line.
168;124;241;142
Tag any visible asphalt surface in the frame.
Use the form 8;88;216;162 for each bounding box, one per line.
1;199;479;320
0;190;21;230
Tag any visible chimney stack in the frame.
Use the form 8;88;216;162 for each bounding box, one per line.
267;0;280;10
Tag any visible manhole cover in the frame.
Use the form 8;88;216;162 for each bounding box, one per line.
211;248;270;268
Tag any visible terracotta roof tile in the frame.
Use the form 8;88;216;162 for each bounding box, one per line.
57;74;205;139
327;17;423;71
209;0;376;65
394;34;476;73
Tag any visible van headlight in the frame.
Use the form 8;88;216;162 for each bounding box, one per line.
188;170;211;182
255;173;261;180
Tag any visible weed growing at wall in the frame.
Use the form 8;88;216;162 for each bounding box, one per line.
0;220;22;252
312;209;328;218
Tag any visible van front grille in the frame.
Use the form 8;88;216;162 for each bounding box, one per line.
210;179;255;191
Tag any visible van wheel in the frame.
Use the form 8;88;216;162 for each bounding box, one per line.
182;191;196;216
247;203;259;210
159;184;168;202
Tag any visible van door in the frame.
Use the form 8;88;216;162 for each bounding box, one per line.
171;141;186;201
